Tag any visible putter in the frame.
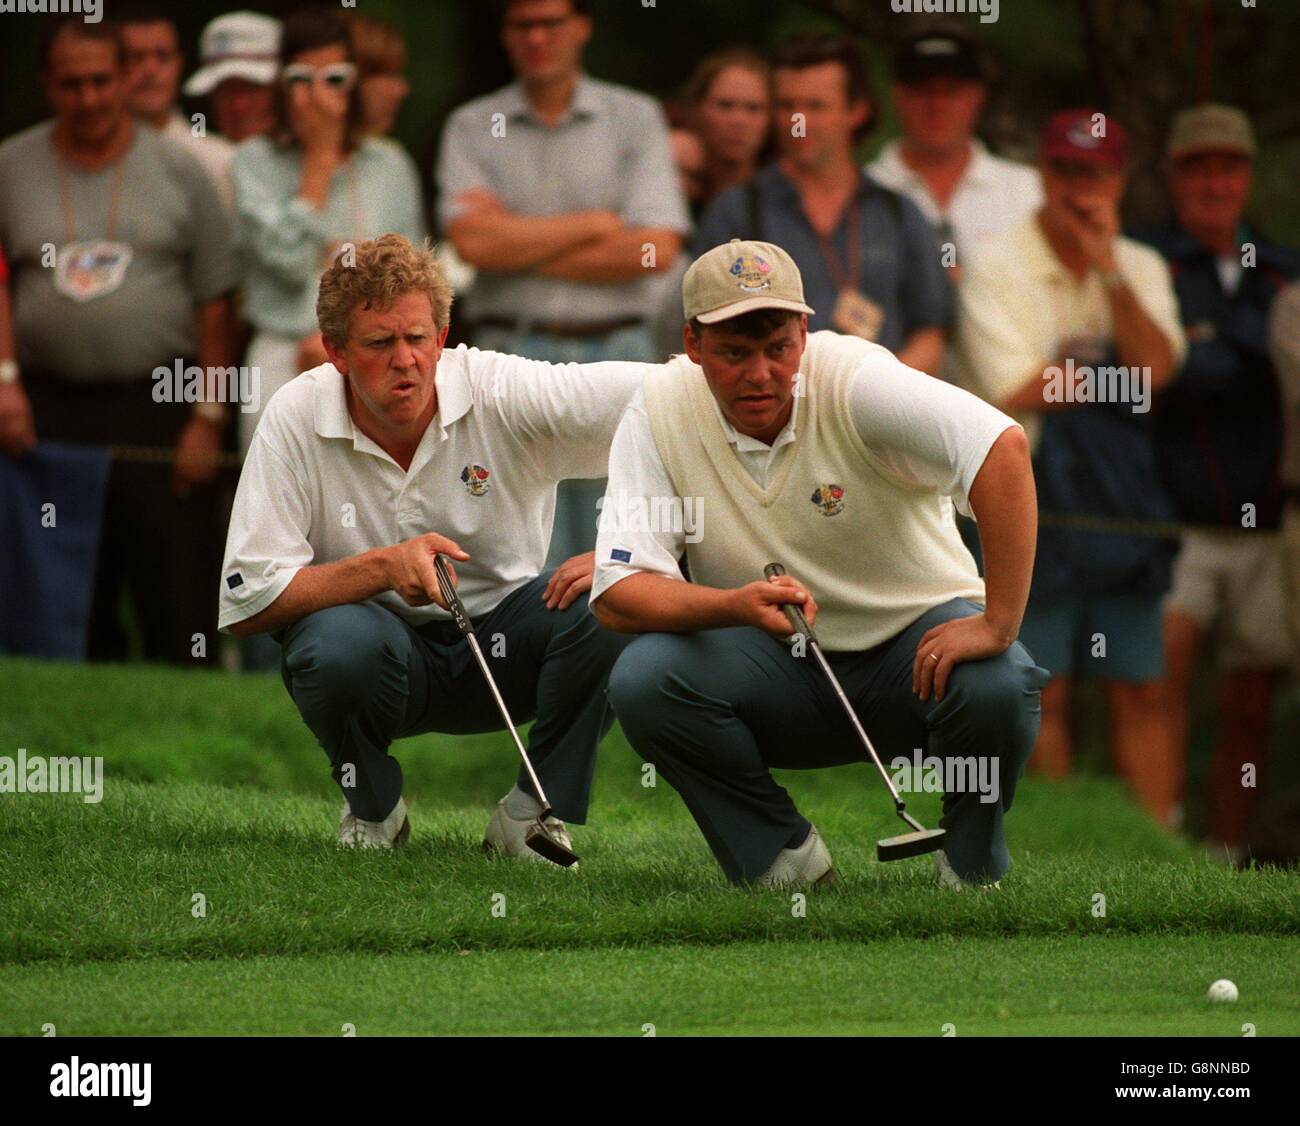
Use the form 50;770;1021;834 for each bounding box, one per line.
432;554;579;867
763;563;946;862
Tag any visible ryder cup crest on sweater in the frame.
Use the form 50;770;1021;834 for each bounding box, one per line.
810;483;845;516
639;331;986;651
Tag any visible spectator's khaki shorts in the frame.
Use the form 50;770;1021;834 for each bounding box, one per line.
1164;528;1294;670
1283;502;1300;670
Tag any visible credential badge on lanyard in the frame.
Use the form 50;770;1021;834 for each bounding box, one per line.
53;241;134;302
53;144;133;302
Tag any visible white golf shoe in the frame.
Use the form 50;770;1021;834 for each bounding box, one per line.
337;796;410;850
482;797;577;869
934;849;999;890
757;824;836;888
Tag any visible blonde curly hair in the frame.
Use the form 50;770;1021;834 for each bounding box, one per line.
316;234;454;347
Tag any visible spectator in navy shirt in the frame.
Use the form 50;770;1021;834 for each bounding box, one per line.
692;35;952;374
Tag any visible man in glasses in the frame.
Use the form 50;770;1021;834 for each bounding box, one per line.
436;0;691;567
120;2;235;210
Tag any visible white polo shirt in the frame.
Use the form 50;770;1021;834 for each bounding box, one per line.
591;338;1017;605
218;345;650;632
866;139;1042;256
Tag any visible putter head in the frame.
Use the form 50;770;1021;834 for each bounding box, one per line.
877;827;946;862
525;821;580;868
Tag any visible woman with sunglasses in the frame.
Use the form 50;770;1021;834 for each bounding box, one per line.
229;8;426;459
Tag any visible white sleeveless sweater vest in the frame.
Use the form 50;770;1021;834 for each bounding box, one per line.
642;331;985;650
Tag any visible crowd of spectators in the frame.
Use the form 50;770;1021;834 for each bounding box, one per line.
0;0;1297;863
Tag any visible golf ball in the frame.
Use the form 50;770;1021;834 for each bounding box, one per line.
1207;979;1239;1003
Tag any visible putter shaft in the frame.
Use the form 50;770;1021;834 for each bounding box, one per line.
803;640;920;826
763;562;923;828
434;554;553;818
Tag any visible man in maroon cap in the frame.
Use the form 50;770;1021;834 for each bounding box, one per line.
957;108;1187;822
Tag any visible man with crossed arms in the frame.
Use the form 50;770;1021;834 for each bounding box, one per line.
591;240;1048;888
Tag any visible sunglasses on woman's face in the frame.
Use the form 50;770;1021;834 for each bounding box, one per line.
282;62;357;91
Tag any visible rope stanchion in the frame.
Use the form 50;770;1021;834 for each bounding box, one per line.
104;444;245;471
1037;510;1225;539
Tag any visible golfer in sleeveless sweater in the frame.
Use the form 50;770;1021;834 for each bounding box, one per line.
591;240;1049;888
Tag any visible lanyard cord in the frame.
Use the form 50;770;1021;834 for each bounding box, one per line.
56;143;128;245
814;194;861;293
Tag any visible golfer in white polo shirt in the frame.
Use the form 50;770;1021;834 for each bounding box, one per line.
592;240;1049;888
219;234;645;858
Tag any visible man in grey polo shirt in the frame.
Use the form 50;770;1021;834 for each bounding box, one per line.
436;0;691;564
0;16;238;664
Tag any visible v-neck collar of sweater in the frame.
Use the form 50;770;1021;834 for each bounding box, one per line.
688;365;806;506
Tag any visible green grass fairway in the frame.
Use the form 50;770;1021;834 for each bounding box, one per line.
1;657;1297;1036
4;938;1296;1037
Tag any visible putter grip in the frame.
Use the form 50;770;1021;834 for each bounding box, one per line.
433;554;473;636
763;562;815;642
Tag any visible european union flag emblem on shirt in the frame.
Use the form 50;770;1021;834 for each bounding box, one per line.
610;549;632;563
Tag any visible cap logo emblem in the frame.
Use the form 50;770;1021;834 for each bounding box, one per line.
729;254;772;292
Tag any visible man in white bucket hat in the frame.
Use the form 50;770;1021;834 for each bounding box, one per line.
184;10;282;144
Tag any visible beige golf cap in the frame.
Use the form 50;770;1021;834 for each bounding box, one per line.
1167;104;1256;160
683;239;815;325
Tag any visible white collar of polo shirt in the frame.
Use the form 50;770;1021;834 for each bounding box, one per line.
873;140;911;185
310;355;474;470
503;72;600;126
880;137;992;191
960;138;997;186
428;348;473;437
706;378;800;455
